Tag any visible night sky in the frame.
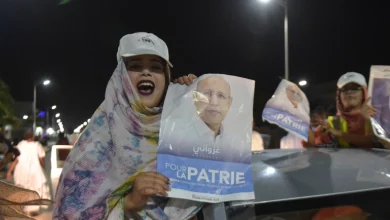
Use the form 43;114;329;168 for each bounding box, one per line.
1;0;390;130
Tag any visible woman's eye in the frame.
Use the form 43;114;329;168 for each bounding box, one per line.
127;64;143;71
151;65;163;71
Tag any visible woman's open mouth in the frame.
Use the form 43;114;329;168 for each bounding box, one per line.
137;80;155;96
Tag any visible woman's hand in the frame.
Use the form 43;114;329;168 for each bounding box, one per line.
361;97;376;120
173;74;197;86
310;120;324;128
326;127;343;137
319;121;342;137
124;172;170;213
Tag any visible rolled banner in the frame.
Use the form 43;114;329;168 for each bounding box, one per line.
0;181;54;219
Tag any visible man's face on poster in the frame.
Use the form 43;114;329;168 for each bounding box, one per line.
286;84;303;108
193;76;232;127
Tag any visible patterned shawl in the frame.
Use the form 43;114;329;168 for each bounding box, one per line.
53;60;202;219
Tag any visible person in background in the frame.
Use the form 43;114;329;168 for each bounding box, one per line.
302;106;330;147
6;131;50;216
252;120;264;151
327;105;337;117
308;72;375;148
0;133;52;218
56;132;69;145
11;137;20;148
310;106;328;129
0;131;20;170
0;127;10;153
39;134;49;147
0;134;8;154
0;136;13;170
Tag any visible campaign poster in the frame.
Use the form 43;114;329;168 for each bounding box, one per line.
157;74;255;203
262;79;310;141
368;66;390;142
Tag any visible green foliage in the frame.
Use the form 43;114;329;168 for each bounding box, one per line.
0;80;19;127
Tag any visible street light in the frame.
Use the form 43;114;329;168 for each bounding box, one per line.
33;79;51;132
23;115;28;120
47;127;55;135
51;105;57;110
55;113;60;118
259;0;289;80
299;80;307;87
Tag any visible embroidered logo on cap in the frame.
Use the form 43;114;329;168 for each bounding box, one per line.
139;37;155;45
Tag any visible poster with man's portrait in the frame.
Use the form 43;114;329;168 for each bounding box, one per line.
262;79;310;141
157;74;255;203
368;66;390;142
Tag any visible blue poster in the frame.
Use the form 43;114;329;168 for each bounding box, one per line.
157;74;255;202
262;79;310;141
368;66;390;142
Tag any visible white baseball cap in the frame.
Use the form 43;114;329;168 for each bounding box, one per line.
117;32;173;67
337;72;367;88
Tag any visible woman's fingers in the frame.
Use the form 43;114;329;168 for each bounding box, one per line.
139;180;169;196
172;74;198;85
134;172;170;197
183;76;191;85
188;74;197;82
142;188;159;196
142;172;169;183
364;97;372;105
141;174;170;190
177;77;184;84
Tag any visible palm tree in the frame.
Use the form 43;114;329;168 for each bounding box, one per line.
0;80;18;127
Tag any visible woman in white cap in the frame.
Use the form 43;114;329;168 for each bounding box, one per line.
53;32;201;219
308;72;375;148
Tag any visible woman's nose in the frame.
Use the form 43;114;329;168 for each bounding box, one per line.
141;68;152;76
